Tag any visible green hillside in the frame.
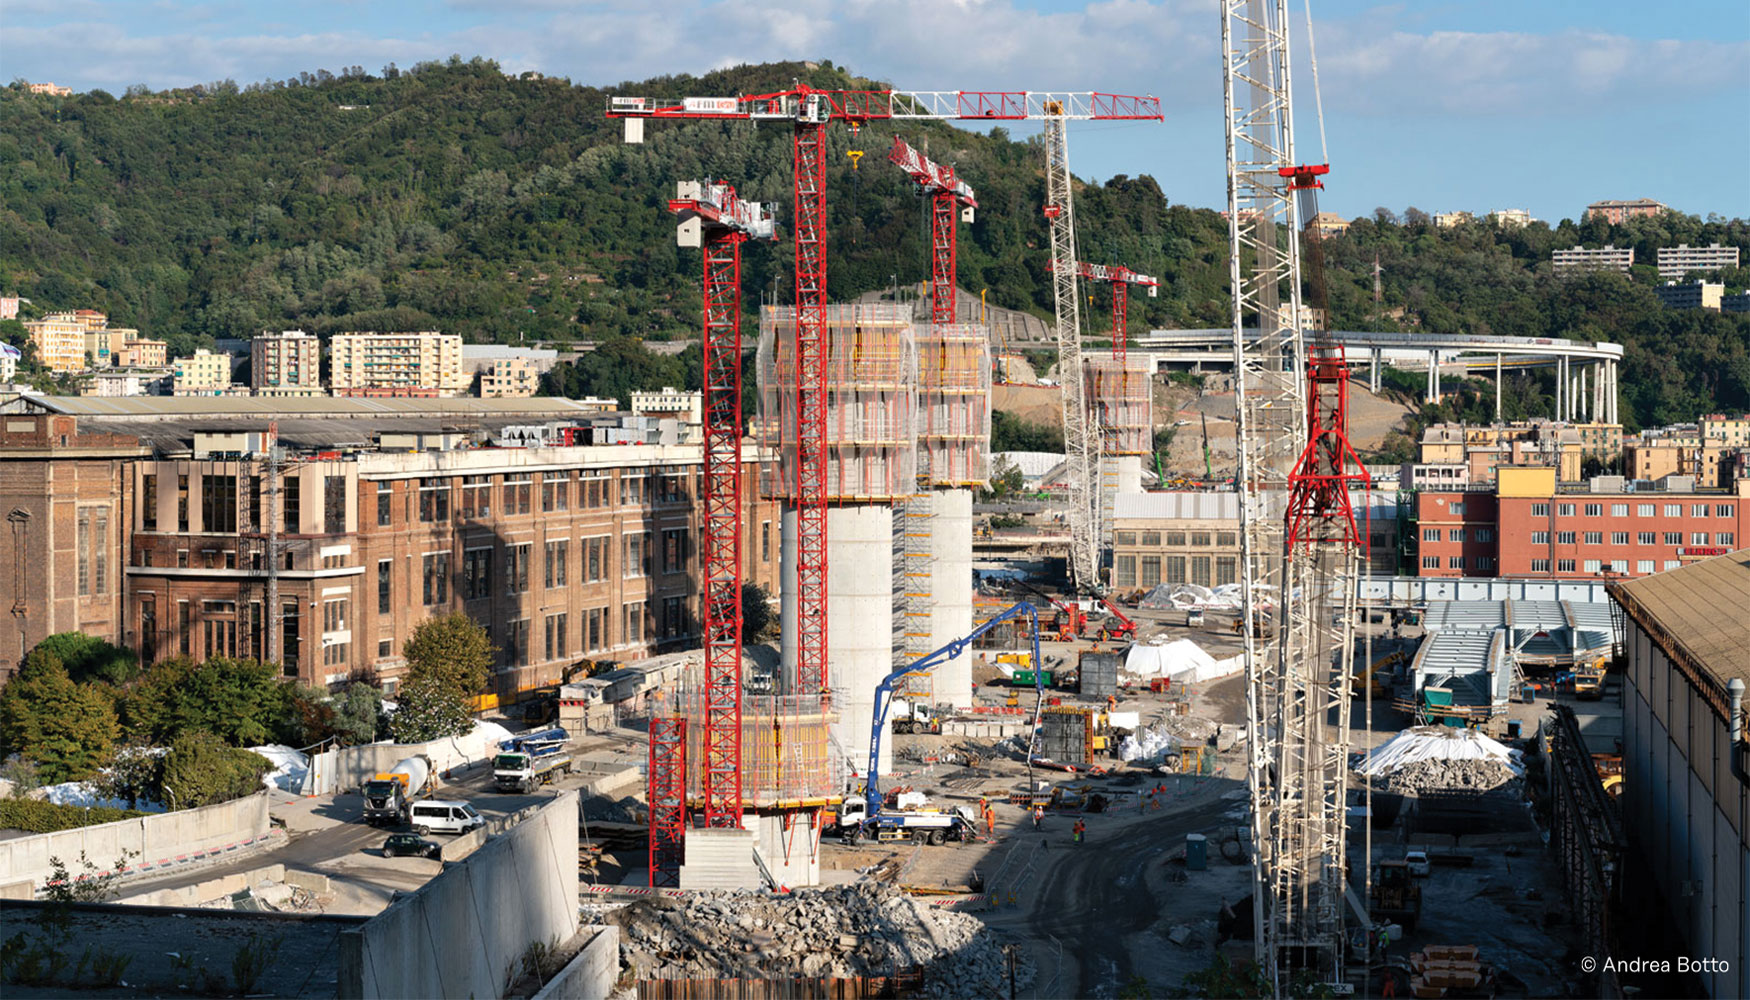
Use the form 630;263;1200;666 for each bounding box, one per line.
1;57;1747;430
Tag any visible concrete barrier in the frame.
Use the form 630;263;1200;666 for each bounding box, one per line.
118;863;286;908
0;792;272;894
338;791;581;999
531;926;619;1000
307;730;506;796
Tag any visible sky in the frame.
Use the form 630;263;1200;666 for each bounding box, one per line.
4;0;1747;223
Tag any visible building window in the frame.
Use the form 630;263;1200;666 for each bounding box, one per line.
378;638;394;659
323;475;345;534
1584;503;1601;517
1583;531;1602;545
1611;503;1628;517
1664;560;1682;570
1140;530;1161;546
1423;528;1439;542
177;474;190;532
1558;503;1575;517
504;475;532;515
1115;556;1136;588
1557;531;1575;544
1720;532;1736;546
542;475;569;512
423;552;449;605
1530;531;1549;544
461;476;492;519
1557;559;1576;573
1531;559;1551;572
283;476;301;533
1139;556;1160;587
1422;556;1439;569
1191;556;1211;587
378;481;392;526
1476;528;1494;542
1473;556;1493;571
142;474;158;530
661;596;687;639
583;476;606;508
1658;532;1678;545
378;559;392;614
623;532;648;578
1216;556;1237;586
1216;532;1237;547
1450;502;1465;515
1114;531;1136;546
624;601;646;643
1693;504;1710;517
1636;560;1655;574
583;536;604;582
662;529;688;574
504;618;528;667
1611;531;1628;545
201;474;237;533
1636;503;1654;517
1718;504;1735;517
545;540;569;588
1448;529;1465;542
323;598;348;633
1190;532;1211;548
1692;532;1709;545
1166;555;1186;584
1530;503;1549;517
281;600;300;672
1448;556;1464;569
761;521;772;562
463;548;493;600
419;478;451;522
203;602;238;659
545;613;568;660
77;509;92;597
1164;531;1186;547
1663;503;1681;518
1611;559;1628;573
621;475;645;506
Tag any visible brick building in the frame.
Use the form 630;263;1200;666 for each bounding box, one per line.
1416;467;1750;581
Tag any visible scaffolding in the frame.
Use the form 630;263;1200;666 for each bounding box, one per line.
916;322;992;488
647;716;687;888
1084;357;1153;457
894;492;936;702
662;684;846;811
758;304;919;503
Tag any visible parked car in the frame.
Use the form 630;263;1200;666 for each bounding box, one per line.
382;833;441;859
1404;849;1430;877
409;799;486;836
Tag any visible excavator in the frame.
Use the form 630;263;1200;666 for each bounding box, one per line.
1351;650;1407;699
519;657;616;725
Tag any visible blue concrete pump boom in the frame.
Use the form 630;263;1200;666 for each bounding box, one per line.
864;601;1045;820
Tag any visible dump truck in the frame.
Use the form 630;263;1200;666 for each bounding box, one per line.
1572;659;1606;700
1371;859;1423;930
493;727;573;793
362;754;434;826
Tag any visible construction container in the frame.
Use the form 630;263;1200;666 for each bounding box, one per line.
1186;833;1208;870
1079;652;1121;698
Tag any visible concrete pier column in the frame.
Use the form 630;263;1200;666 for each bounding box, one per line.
1609;361;1619;424
1427;350;1439;403
927;488;974;709
781;504;895;778
1555;356;1565;421
1495;353;1503;422
1371;348;1382;393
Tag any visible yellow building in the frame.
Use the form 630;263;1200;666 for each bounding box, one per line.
479;357;539;398
1420;421;1589;483
172;349;234;396
330;331;466;397
22;315;87;373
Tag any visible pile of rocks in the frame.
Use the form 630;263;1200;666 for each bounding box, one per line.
603;881;1032;995
1381;758;1519;795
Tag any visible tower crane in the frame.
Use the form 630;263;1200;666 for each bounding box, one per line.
1050;261;1158;364
666;181;776;835
610;87;1161;701
887;136;976;327
1224;0;1365;992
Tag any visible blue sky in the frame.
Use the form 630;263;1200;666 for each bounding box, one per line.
4;0;1746;223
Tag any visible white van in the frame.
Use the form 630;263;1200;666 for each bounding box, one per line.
409;800;486;836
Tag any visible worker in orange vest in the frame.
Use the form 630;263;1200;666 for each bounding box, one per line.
1072;819;1085;845
1032;804;1044;830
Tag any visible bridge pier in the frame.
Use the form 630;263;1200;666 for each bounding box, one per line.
1370;348;1381;393
1495;353;1503;422
1426;350;1439;403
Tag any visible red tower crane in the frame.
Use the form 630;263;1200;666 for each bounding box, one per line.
886;136;976;326
610;87;1160;701
667;181;776;832
1051;261;1158;363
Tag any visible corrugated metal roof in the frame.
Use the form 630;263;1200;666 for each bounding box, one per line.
1114;491;1241;521
1613;548;1750;685
990;451;1064;479
17;396;603;418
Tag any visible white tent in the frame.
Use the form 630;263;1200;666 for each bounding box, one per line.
1356;725;1524;777
1123;639;1243;683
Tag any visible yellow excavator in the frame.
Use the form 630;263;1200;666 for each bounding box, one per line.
519;658;615;725
1351;650;1407;698
1572;657;1607;701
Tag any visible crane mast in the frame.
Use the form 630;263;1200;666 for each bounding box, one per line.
887;136;976;328
1042;112;1099;592
1225;0;1361;991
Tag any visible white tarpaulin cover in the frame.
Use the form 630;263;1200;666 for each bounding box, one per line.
1123;639;1244;683
1356;726;1525;777
250;743;310;793
1118;726;1181;763
1137;582;1274;612
40;781;167;813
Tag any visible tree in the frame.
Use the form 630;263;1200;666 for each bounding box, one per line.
0;653;119;783
741;583;777;642
26;632;139;686
401;612;494;695
388;669;471;743
158;731;272;809
123;657;290;747
331;683;386;745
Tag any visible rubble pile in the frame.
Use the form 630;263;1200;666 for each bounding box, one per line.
606;882;1033;996
1380;758;1520;795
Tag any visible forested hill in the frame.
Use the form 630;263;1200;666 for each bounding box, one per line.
1;57;1748;429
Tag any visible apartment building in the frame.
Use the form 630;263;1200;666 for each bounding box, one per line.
329;331;466;397
172;349;234;396
1584;198;1667;225
1655;243;1739;281
26;82;73;97
1416;467;1750;581
117;340;168;367
1433;211;1473;229
1308;212;1348;238
479;357;539;398
1489;209;1534;227
1552;246;1634;273
1623;416;1749;488
632;386;703;424
1654;282;1724;311
251;330;324;396
21;314;87;373
1419;421;1592;483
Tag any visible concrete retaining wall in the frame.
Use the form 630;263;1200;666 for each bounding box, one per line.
531;927;619;1000
308;730;504;796
339;791;581;999
0;792;272;893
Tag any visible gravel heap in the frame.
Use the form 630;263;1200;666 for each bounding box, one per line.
606;881;1032;996
1381;757;1520;795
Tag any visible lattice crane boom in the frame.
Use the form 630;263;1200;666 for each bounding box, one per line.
611;85;1161;695
888;137;976;327
667;181;775;833
1049;259;1159;362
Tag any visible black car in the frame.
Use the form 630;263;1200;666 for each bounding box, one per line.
382;833;441;859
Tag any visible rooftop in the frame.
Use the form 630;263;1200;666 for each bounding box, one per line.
1612;548;1750;688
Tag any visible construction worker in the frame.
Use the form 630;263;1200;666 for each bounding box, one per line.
1032;804;1044;831
1072;819;1085;845
1106;694;1117;713
983;803;996;837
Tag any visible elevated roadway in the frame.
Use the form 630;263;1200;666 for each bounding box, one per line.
1130;328;1624;423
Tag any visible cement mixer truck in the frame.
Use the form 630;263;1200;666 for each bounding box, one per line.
362;754;434;827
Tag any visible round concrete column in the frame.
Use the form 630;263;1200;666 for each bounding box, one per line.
927;488;974;708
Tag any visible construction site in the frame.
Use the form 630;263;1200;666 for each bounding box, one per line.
562;7;1648;999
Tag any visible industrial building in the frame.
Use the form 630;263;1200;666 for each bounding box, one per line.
1611;551;1750;999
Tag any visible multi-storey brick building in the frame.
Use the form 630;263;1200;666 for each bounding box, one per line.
252;330;324;397
1584;198;1667;225
1416;467;1750;581
330;331;466;397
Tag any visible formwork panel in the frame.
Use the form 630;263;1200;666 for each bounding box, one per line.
1084;357;1153;456
916;322;992;488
